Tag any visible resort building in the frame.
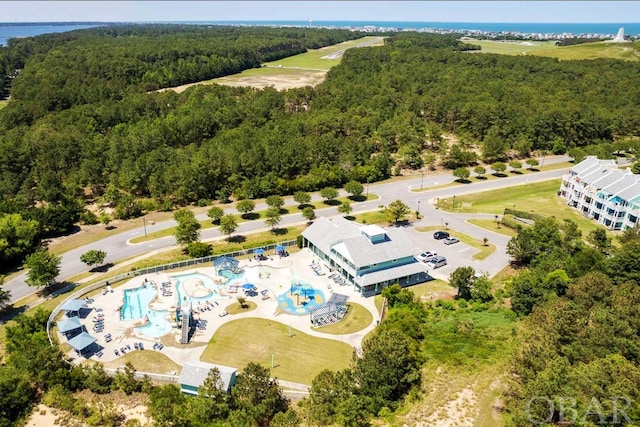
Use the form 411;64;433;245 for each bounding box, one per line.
178;361;238;395
301;216;430;296
559;156;640;230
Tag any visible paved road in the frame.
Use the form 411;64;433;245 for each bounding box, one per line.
4;156;571;303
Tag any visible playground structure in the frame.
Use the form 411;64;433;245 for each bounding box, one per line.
310;293;350;328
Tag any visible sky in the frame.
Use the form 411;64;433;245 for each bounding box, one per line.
2;1;640;23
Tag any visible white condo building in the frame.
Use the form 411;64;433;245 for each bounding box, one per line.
559;156;640;230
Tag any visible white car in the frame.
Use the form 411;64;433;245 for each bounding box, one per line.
218;310;228;317
416;251;438;263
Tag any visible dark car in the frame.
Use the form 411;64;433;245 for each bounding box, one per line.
433;231;450;240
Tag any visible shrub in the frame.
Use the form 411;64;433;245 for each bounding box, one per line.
80;210;99;225
187;242;213;258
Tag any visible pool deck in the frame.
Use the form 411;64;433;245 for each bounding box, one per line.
59;249;380;369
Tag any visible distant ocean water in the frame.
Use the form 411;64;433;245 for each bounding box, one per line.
1;20;639;46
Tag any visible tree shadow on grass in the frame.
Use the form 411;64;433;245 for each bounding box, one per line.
511;170;523;175
241;213;260;221
475;175;488;180
228;235;246;244
0;305;28;323
105;225;117;230
349;195;367;202
296;203;312;210
272;228;288;236
90;263;114;273
455;179;472;184
279;208;289;215
492;173;508;178
323;199;341;206
528;168;540;172
344;215;356;221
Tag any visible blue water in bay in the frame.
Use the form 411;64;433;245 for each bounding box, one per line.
0;23;106;46
1;20;639;47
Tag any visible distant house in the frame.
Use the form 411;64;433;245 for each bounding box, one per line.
301;216;429;296
178;361;237;395
559;156;640;230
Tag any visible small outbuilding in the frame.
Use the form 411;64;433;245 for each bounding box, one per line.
178;361;238;395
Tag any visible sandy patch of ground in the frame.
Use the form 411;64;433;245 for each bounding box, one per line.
214;71;327;91
25;392;150;426
410;388;478;427
158;71;327;93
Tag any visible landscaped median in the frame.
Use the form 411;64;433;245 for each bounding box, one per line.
129;194;378;244
415;225;497;261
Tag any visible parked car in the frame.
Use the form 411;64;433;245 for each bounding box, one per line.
443;237;460;245
219;310;228;317
433;231;450;240
427;256;447;269
416;251;438;262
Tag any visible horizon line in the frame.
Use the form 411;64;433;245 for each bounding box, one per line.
1;20;638;25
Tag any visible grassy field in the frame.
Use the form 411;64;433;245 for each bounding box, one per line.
438;179;604;235
225;301;257;315
315;303;373;335
0;99;8;110
468;219;518;237
406;279;454;300
200;318;353;384
262;36;385;70
101;350;182;374
469;39;640;61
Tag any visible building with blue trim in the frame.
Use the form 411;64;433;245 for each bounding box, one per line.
301;216;429;296
559;156;640;230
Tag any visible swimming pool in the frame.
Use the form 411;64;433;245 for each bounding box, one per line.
277;281;325;315
219;269;245;282
134;310;172;338
174;273;223;302
121;284;156;321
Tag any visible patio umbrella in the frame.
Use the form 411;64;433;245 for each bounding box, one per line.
243;283;257;290
275;245;285;252
254;248;264;255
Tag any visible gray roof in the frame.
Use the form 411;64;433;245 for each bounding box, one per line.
303;216;415;268
572;156;616;176
587;168;630;191
616;176;640;202
302;216;366;256
602;173;638;196
355;262;428;287
67;332;96;351
581;165;616;186
179;361;237;393
60;299;86;312
57;316;83;333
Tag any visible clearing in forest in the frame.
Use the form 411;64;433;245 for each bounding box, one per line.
468;39;640;61
159;36;385;93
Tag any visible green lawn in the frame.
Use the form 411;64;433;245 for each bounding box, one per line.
315;303;373;335
201;318;353;384
438;179;603;235
467;219;518;237
101;350;182;374
469;39;640;61
262;36;385;70
0;100;8;110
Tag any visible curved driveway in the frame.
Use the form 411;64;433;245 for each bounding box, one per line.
4;156;570;303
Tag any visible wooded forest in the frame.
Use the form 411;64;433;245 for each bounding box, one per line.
1;26;640;425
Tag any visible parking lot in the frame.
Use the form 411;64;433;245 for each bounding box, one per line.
404;226;509;282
